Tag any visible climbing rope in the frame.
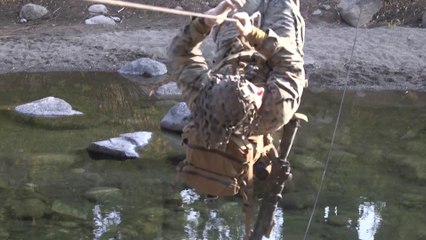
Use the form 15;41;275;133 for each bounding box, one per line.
84;0;239;23
302;10;363;240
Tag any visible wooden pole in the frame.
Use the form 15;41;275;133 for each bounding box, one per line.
84;0;238;23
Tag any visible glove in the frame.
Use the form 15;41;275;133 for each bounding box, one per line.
204;0;246;27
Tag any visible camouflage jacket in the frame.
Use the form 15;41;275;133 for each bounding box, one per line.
168;18;306;137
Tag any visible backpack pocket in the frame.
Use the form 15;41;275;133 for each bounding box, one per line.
177;162;240;196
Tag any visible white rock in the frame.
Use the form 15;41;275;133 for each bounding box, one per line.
88;4;108;15
156;82;182;97
15;96;83;117
110;16;121;22
85;15;116;25
312;9;322;16
160;102;191;132
337;0;383;27
19;3;49;21
118;58;167;76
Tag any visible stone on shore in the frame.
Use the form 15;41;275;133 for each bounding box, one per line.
88;4;108;15
14;97;83;117
19;3;49;21
118;58;167;77
337;0;383;27
87;131;152;160
160;102;191;132
423;11;426;28
85;15;116;25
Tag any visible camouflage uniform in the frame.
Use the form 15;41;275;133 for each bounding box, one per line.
168;0;306;149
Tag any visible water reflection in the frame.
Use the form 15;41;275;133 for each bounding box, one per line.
323;201;386;240
0;72;424;240
93;204;122;240
357;201;385;240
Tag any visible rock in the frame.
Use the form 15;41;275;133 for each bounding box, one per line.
326;215;351;227
118;58;167;77
312;9;322;16
14;96;83;117
155;82;182;97
0;228;9;239
423;11;426;28
10;198;47;220
0;178;8;191
30;153;76;167
337;0;383;27
320;4;332;11
397;155;426;183
120;131;152;147
85;15;117;25
160;102;191;132
88;137;139;159
51;200;87;220
88;4;108;15
280;192;315;210
83;187;121;202
87;131;153;159
110;16;121;22
292;155;324;171
19;3;49;21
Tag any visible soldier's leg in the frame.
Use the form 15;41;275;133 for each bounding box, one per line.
261;0;305;55
250;0;306;135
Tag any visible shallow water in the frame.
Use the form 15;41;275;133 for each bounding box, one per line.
0;72;425;240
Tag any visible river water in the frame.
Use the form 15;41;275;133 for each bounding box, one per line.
0;72;424;240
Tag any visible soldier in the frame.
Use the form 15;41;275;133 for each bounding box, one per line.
168;0;306;150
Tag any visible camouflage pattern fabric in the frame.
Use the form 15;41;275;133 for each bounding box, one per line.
168;0;306;148
193;75;260;149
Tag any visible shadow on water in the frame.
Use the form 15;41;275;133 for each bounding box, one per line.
0;72;425;240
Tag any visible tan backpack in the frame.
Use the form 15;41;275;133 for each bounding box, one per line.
176;122;277;235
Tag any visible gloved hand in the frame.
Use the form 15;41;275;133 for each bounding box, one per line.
204;0;246;27
233;12;254;36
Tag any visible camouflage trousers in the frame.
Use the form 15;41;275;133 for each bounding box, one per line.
213;0;306;134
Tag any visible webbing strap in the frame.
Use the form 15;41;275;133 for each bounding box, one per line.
240;147;255;239
185;142;248;166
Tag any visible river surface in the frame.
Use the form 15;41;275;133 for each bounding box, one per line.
0;72;425;240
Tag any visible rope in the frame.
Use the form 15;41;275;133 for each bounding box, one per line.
84;0;238;23
302;10;363;240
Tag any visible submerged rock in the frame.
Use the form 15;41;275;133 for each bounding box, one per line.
51;200;87;220
87;131;153;160
155;82;182;97
19;3;49;21
85;15;116;25
14;96;83;117
118;58;167;77
0;178;9;191
160;102;191;132
326;214;351;227
84;187;121;202
9;198;47;220
292;155;324;171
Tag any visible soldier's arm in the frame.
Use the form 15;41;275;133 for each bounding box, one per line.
167;18;213;109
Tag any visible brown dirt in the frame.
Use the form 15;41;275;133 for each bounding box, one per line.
0;0;425;91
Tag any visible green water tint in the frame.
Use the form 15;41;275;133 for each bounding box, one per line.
0;72;425;240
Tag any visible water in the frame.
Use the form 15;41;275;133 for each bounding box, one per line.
0;72;425;240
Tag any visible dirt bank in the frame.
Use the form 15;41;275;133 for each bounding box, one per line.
0;1;425;91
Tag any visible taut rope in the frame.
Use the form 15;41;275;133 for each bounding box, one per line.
302;9;363;240
84;0;238;23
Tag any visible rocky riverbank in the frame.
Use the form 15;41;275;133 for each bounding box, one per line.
0;0;425;91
